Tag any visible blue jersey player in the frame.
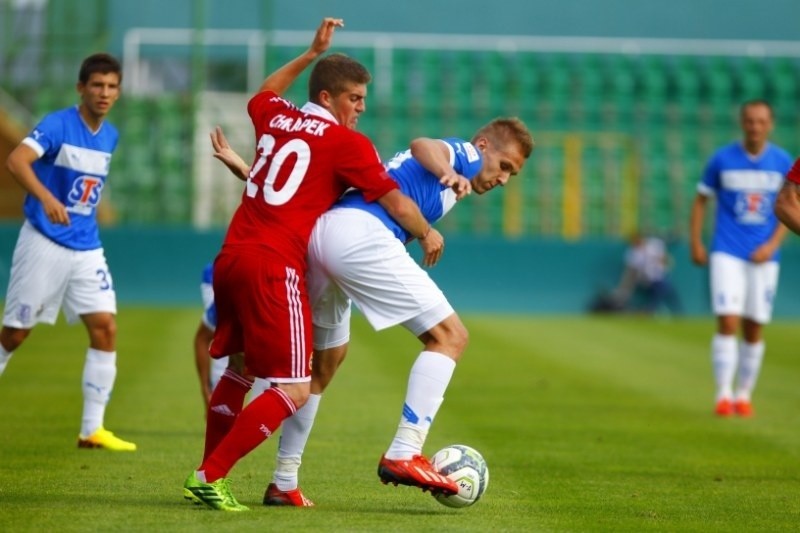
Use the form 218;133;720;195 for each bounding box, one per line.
689;100;793;418
0;53;135;451
208;118;534;504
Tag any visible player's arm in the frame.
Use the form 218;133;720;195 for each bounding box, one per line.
775;181;800;235
258;17;344;95
376;189;445;267
689;192;709;265
210;126;249;180
751;220;788;263
409;137;471;200
193;321;215;410
6;142;70;225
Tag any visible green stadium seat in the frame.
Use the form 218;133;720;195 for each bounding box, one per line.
635;56;669;124
670;56;702;121
603;55;637;127
736;57;768;101
702;57;736;126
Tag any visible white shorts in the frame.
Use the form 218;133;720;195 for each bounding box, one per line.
709;251;779;324
200;281;215;330
308;208;454;349
2;221;117;328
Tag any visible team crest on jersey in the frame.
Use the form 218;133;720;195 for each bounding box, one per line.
734;191;770;224
462;142;480;163
67;175;104;215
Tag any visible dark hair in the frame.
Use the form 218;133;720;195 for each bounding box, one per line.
473;117;535;159
79;53;122;84
308;53;370;103
740;99;773;119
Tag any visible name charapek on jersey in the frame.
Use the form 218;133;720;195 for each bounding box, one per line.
269;114;330;137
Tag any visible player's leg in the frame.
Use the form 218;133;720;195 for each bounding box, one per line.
187;253;311;511
733;260;779;416
377;309;464;495
709;252;746;416
0;222;66;376
312;212;460;493
65;245;134;451
0;327;30;375
265;255;352;506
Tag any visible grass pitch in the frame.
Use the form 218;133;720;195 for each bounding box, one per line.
0;309;798;532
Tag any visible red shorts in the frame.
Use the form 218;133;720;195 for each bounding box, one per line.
210;248;312;382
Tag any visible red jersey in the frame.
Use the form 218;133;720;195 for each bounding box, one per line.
222;91;398;263
786;158;800;185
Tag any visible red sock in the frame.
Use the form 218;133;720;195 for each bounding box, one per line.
203;369;252;461
200;387;296;482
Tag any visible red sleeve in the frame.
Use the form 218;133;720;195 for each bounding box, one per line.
336;132;398;202
247;91;285;127
787;158;800;185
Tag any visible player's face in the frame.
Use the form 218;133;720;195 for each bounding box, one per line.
326;83;367;130
740;103;773;150
77;71;121;121
471;139;526;195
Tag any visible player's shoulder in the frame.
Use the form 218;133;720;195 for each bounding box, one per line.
765;142;794;164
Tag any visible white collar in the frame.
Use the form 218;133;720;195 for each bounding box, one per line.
300;101;337;124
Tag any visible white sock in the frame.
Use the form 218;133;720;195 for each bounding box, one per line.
735;341;765;402
81;348;117;437
247;377;271;404
273;393;321;491
711;334;738;402
0;343;12;377
209;356;228;391
385;351;456;460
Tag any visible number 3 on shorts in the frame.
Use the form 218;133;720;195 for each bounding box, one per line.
96;268;113;291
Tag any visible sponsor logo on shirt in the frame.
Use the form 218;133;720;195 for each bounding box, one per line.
66;175;104;215
733;191;770;224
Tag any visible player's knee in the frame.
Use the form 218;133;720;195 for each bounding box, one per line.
279;382;310;410
0;326;30;352
440;320;469;360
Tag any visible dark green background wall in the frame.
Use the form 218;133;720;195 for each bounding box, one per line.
1;225;799;316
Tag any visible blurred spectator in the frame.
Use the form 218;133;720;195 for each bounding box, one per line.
611;233;682;316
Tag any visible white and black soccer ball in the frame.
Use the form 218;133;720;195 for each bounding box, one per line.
430;444;489;508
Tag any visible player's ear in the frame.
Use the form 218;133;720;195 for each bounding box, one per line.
318;90;333;110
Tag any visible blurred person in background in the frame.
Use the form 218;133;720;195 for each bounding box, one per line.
612;232;682;316
211;117;533;506
0;53;136;452
689;100;793;418
774;158;800;233
183;17;440;512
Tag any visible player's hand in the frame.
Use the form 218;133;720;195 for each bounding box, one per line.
439;171;472;201
419;227;444;267
310;17;344;56
750;243;774;263
210;126;249;180
690;242;707;266
42;195;70;225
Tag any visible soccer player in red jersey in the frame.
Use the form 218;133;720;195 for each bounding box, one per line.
183;18;441;511
775;158;800;234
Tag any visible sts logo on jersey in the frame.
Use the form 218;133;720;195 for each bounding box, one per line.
734;191;770;224
67;175;104;215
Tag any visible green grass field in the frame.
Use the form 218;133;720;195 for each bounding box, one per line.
0;309;798;532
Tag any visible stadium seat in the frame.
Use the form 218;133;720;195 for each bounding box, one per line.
735;57;768;101
603;55;637;127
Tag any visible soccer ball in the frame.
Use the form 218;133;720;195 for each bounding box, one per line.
430;444;489;508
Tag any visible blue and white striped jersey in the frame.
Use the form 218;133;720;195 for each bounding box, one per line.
698;141;793;261
333;138;483;242
21;105;118;250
